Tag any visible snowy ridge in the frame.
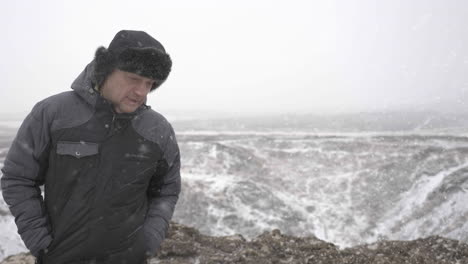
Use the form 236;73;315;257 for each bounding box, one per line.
174;132;468;248
374;162;468;242
177;130;468;137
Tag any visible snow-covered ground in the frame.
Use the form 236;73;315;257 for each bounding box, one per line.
174;132;468;248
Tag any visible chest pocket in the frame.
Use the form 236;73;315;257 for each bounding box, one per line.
57;141;99;158
48;141;100;209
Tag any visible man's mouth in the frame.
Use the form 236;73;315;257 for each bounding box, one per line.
127;98;141;105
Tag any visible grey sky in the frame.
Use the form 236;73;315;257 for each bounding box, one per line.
1;0;468;116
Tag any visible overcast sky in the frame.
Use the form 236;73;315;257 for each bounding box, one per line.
1;0;468;117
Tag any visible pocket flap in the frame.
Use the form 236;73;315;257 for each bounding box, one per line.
57;141;99;158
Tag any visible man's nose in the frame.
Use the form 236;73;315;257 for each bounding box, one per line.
134;83;150;96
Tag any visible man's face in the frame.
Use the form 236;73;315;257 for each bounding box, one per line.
100;69;155;113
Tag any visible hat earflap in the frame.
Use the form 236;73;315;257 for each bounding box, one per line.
92;46;117;88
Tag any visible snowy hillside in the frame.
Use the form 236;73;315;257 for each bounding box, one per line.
174;132;468;248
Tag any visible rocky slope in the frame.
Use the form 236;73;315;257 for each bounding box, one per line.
2;222;468;264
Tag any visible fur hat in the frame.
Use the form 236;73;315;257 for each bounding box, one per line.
92;30;172;91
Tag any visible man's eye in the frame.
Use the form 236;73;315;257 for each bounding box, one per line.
127;77;140;83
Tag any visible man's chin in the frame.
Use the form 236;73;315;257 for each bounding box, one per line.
115;105;140;114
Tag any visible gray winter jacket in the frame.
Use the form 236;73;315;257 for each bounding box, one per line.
1;62;181;263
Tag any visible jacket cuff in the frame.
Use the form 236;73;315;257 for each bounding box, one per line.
144;231;163;257
31;235;53;257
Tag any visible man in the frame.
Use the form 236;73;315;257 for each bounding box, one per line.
1;30;181;264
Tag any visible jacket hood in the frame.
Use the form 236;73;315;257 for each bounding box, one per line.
71;61;99;107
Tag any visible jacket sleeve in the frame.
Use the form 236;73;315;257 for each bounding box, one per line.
1;101;53;256
144;124;181;255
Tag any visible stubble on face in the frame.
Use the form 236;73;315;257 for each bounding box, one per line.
100;70;155;113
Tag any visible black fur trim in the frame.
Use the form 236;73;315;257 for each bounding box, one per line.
92;46;172;91
117;48;172;85
92;46;117;88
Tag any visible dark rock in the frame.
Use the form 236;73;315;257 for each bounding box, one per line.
2;222;468;264
0;253;35;264
155;223;468;264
